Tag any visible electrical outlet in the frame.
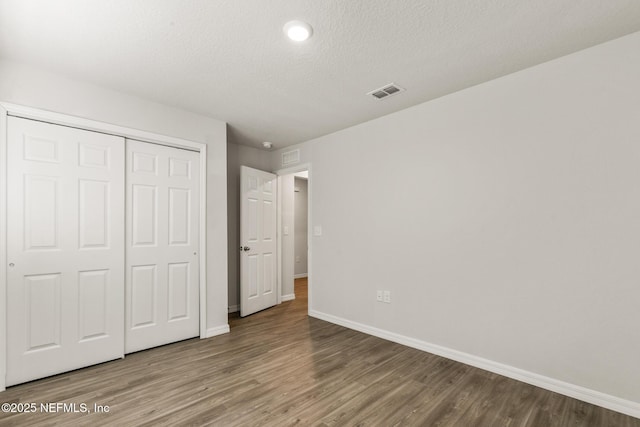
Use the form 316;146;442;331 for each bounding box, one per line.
383;291;391;304
376;291;383;302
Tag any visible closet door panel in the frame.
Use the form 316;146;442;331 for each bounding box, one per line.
6;117;125;386
126;140;199;353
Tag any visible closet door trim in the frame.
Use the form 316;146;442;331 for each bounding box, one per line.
0;102;209;391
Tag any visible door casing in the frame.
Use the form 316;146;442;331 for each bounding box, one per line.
275;164;312;315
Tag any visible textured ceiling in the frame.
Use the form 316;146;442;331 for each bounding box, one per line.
1;1;640;150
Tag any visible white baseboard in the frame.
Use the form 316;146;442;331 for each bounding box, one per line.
203;324;230;338
281;293;296;302
309;309;640;419
294;273;308;279
228;305;239;313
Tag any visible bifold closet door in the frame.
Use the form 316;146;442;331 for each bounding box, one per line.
125;140;200;353
6;117;125;386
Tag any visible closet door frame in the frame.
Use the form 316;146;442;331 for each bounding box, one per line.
0;102;209;392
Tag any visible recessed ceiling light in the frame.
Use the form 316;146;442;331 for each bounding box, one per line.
283;20;313;42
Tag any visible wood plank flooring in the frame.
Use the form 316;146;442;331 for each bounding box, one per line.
1;277;638;426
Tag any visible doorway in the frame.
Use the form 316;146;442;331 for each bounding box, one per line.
293;172;308;282
277;165;310;313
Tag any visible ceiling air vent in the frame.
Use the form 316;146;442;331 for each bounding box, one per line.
282;149;300;166
367;83;404;100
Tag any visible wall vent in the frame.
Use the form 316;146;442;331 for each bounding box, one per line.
282;149;300;166
367;83;405;100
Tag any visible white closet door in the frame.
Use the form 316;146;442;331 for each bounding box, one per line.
125;140;200;353
6;117;125;386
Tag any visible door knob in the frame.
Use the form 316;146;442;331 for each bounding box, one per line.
243;246;250;251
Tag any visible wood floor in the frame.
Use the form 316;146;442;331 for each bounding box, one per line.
1;277;638;426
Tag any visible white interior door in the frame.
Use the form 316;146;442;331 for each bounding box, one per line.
240;166;277;316
125;140;200;353
6;117;125;386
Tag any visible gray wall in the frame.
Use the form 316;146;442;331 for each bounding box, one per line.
226;142;272;311
269;32;640;404
294;178;308;277
0;59;229;334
